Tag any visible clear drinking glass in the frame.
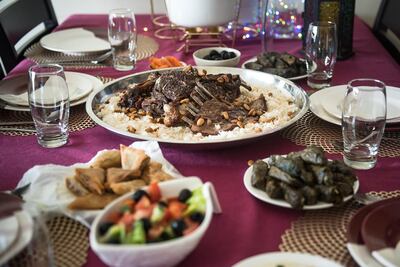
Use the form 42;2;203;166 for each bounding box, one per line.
342;79;387;170
28;64;69;148
305;21;337;89
108;8;137;71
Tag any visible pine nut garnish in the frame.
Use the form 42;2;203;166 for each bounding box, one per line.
248;108;256;116
237;121;244;128
196;117;205;126
243;103;250;111
127;125;136;133
180;98;189;104
221;111;229;120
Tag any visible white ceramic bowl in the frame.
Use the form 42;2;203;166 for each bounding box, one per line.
90;177;220;267
193;47;241;67
165;0;236;28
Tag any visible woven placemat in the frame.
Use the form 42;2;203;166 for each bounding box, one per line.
9;216;89;267
281;110;400;157
0;77;116;136
0;105;96;137
280;190;400;267
25;34;159;68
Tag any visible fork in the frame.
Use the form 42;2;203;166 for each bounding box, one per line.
0;121;34;126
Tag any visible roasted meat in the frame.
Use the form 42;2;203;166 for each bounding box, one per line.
117;66;267;136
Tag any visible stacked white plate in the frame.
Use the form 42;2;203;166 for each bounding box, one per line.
310;85;400;126
0;211;34;265
0;72;103;112
40;28;110;54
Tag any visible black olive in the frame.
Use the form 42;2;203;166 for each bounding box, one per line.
209;50;219;57
108;236;121;244
98;222;114;236
132;189;150;202
190;212;204;223
171;219;186;236
203;55;212;60
141;218;151;233
160;231;172;241
228;52;236;59
178;189;192;202
159;200;168;208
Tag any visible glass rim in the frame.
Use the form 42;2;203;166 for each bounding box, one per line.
348;78;386;89
29;64;64;75
109;8;134;14
309;21;336;28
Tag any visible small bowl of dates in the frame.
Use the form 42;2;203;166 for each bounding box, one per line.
193;47;241;67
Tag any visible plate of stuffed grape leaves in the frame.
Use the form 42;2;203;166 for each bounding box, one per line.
243;146;359;210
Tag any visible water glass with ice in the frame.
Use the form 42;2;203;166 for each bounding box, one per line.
28;64;69;148
342;79;387;170
108;8;137;71
305;21;337;89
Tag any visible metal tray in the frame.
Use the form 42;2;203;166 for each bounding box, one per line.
85;66;309;149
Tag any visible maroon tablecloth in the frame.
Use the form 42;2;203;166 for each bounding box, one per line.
1;15;400;267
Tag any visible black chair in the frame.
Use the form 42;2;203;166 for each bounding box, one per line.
0;0;58;79
373;0;400;64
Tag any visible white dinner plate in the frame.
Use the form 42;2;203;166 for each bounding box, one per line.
0;73;103;112
40;28;110;54
0;72;93;107
241;56;316;81
319;85;400;121
243;157;359;210
309;90;341;126
0;211;34;266
0;215;19;256
233;252;344;267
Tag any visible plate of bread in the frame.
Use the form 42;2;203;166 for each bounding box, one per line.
16;141;189;227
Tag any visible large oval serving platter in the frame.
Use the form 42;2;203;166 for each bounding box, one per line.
86;67;309;148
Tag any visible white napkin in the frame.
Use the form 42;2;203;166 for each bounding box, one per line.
16;141;188;227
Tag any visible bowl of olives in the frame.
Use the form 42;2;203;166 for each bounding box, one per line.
90;177;221;267
193;47;241;67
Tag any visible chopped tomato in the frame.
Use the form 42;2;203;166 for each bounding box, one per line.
148;182;162;202
119;212;135;228
104;211;121;223
134;207;153;220
135;195;151;209
168;200;187;220
183;217;199;236
122;199;135;209
148;224;165;241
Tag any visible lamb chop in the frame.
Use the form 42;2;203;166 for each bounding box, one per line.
117;66;268;136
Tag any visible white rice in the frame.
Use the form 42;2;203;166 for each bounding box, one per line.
97;85;299;141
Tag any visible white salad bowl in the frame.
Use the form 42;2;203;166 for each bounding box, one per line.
90;177;221;267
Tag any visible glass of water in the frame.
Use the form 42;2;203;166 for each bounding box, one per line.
305;21;337;89
28;64;69;148
108;8;137;71
342;79;387;170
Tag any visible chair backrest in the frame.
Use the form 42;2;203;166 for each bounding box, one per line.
0;0;58;78
373;0;400;64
